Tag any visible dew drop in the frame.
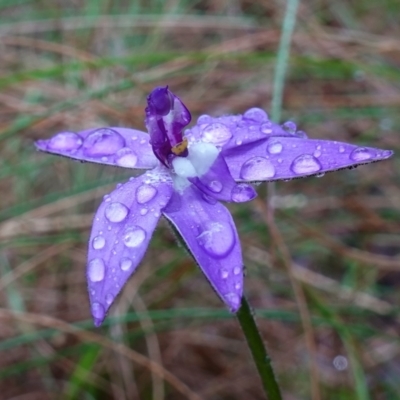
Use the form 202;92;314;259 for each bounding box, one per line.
92;302;105;320
225;292;240;311
105;293;114;305
221;269;229;279
201;123;232;146
282;121;297;134
350;147;372;161
240;156;276;180
243;108;268;122
231;184;257;203
233;266;241;275
116;147;138;168
295;130;308;139
136;184;157;204
83;128;125;156
140;208;148;216
208;180;223;193
260;121;273;134
88;258;105;282
313;148;322;158
339;145;345;153
235;283;241;290
267;141;283;154
123;226;146;248
290;154;322;175
119;258;132;272
47;132;82;151
92;236;106;250
235;138;243;146
105;202;129;223
197;114;213;124
196;222;235;258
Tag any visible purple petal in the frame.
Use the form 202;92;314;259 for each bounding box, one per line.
87;171;173;326
223;137;393;181
35;127;158;169
188;152;257;203
162;186;243;312
186;109;290;151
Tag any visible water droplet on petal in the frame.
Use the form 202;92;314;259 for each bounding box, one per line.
197;114;213;124
231;184;257;203
140;208;148;216
88;258;105;282
83;128;125;157
260;121;273;134
201;123;232;146
350;147;372;161
381;150;392;158
221;269;229;279
92;236;106;250
120;258;133;271
105;293;114;305
136;184;157;204
295;130;308;139
92;302;105;320
225;292;241;311
208;180;223;193
267;141;283;154
244;108;268;122
116;147;138;168
235;138;243;145
48;132;82;151
282;121;297;134
339;145;345;153
233;266;241;275
105;202;129;223
197;222;235;258
240;157;276;180
313;148;322;158
290;155;322;175
123;226;146;248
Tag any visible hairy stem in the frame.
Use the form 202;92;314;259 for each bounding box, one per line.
236;296;283;400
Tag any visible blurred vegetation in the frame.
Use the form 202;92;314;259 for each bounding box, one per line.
0;1;399;399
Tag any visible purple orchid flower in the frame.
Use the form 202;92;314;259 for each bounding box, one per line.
35;86;393;326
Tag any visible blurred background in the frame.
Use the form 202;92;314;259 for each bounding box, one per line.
0;1;399;399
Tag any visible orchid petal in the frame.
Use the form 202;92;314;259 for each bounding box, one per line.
162;186;243;312
188;152;257;203
223;137;393;182
87;171;173;326
35;127;158;169
186;110;290;151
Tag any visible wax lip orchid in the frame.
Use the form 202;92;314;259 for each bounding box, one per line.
35;86;393;327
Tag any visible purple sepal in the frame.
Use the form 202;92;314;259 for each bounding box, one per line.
145;86;191;166
186;109;290;151
188;152;257;203
35;127;158;169
87;172;173;326
224;137;393;182
163;186;243;312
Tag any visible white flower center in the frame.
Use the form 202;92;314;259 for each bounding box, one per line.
171;142;219;192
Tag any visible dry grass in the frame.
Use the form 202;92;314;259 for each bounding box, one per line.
0;1;399;399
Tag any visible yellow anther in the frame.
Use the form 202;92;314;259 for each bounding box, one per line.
171;137;188;155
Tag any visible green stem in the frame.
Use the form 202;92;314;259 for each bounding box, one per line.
236;296;283;400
